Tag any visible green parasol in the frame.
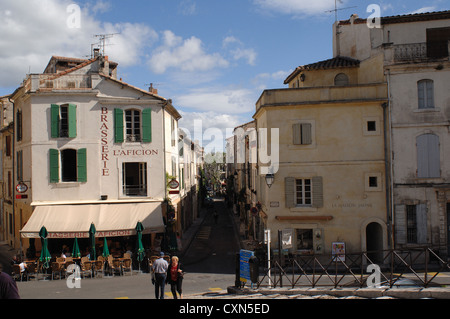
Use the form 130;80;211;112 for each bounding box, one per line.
38;226;51;269
89;223;96;261
72;236;81;258
102;237;110;258
135;221;145;262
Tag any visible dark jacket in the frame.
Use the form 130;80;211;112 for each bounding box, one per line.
166;262;184;285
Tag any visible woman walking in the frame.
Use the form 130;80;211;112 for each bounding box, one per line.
167;256;184;299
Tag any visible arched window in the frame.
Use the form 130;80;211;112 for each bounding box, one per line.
334;73;349;86
416;133;440;178
417;79;434;109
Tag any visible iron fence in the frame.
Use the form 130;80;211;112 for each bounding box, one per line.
249;246;450;289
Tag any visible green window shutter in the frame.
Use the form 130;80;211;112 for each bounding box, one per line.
49;149;59;183
77;148;87;182
285;177;295;208
114;108;124;143
68;104;77;138
312;176;323;208
142;108;152;143
51;104;60;138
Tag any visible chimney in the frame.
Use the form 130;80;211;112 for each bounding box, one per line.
93;48;100;58
350;14;359;24
149;83;158;95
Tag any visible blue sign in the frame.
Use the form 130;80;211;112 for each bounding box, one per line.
239;249;254;282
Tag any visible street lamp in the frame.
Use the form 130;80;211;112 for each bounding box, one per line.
265;173;274;188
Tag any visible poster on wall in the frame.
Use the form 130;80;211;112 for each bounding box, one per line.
332;242;345;262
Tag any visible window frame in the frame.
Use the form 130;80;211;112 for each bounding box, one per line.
417;79;434;110
295;178;312;207
122;162;148;197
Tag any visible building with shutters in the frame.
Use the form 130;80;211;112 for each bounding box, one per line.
335;11;450;258
254;52;389;259
4;54;187;256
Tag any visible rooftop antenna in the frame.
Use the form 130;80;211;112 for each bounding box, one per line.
326;0;357;24
94;33;119;56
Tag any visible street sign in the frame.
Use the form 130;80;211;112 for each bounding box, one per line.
239;249;254;283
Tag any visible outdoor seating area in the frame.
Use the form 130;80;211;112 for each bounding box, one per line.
11;253;170;282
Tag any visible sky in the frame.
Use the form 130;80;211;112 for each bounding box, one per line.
0;0;448;151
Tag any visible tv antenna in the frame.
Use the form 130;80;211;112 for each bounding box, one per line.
93;33;120;56
326;0;357;23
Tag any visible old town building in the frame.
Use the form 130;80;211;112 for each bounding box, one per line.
1;53;201;257
336;10;450;258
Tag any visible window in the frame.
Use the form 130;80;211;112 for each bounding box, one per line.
334;73;349;86
367;121;376;132
285;176;323;208
49;148;87;183
406;205;417;244
61;149;77;182
416;134;440;178
16;110;22;142
125;109;141;142
369;176;378;188
114;108;152;143
292;123;312;145
5;135;11;157
51;104;77;138
296;179;312;206
417;80;434;109
122;162;147;196
426;27;450;58
296;229;313;251
16;150;23;182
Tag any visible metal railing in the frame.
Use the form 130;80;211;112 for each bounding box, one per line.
251;246;450;289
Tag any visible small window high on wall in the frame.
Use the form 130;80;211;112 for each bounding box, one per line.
334;73;349;86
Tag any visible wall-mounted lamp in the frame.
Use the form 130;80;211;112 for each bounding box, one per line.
265;173;274;188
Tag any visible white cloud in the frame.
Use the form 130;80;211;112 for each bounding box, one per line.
223;36;257;66
0;0;155;87
251;70;291;89
178;0;197;16
175;87;256;114
178;110;245;151
253;0;343;16
408;7;436;14
148;30;229;74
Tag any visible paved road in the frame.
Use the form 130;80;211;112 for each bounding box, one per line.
13;198;241;299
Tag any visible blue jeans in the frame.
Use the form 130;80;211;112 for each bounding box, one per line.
154;273;166;299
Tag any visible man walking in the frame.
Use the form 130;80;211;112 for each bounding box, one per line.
152;252;168;299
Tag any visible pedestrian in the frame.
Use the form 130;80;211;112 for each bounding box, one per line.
152;251;168;299
0;264;20;299
166;256;184;299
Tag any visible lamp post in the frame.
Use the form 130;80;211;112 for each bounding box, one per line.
265;173;274;188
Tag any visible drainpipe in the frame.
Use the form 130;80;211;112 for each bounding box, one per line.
8;96;16;252
385;69;395;249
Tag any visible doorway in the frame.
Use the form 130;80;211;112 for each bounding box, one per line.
366;222;383;264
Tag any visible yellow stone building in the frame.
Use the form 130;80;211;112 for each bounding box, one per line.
254;53;389;261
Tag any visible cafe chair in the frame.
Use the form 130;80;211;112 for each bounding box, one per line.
51;262;64;280
122;258;132;276
111;259;123;276
80;260;93;279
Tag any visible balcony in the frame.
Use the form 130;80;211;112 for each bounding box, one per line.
392;41;450;62
24;74;94;93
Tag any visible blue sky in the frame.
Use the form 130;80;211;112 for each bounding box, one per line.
1;0;448;150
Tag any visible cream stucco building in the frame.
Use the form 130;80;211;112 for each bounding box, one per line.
254;54;388;260
335;11;450;258
2;53;199;257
